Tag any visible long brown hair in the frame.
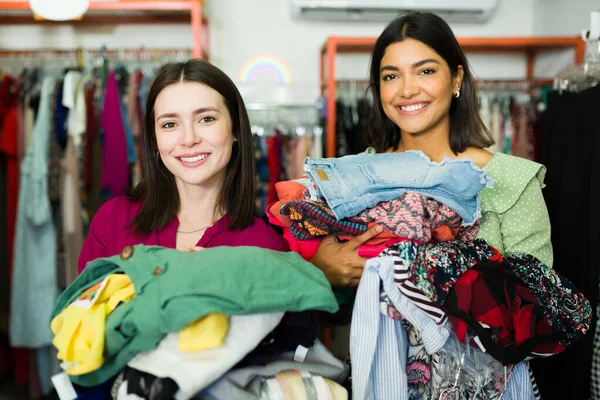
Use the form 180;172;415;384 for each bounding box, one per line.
130;59;256;235
366;12;494;153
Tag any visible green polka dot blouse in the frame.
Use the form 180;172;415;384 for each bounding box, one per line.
478;152;553;268
361;148;554;268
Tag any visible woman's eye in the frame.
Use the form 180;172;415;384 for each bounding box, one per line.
200;116;216;123
162;122;176;129
382;74;397;81
419;69;436;75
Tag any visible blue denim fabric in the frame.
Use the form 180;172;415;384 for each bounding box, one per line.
304;150;493;224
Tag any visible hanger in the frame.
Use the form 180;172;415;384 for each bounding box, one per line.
555;10;600;93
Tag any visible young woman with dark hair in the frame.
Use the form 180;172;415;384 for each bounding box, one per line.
312;11;552;287
310;12;552;398
78;59;287;272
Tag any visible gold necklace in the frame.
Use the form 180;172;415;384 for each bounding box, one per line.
176;221;217;234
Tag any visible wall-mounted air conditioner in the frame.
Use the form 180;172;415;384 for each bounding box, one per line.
290;0;500;23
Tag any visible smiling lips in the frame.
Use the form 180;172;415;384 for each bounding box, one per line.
396;102;430;115
178;153;210;167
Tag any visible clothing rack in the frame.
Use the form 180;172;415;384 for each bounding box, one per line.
0;48;193;74
0;0;209;59
477;79;554;91
320;36;586;157
246;103;321;137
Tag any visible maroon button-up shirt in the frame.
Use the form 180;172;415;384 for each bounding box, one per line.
78;196;289;273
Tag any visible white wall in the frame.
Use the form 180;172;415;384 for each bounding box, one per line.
208;0;540;104
534;0;599;36
0;0;596;104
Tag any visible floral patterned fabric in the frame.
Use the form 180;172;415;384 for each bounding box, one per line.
378;239;591;399
358;191;480;243
505;253;592;345
383;239;496;305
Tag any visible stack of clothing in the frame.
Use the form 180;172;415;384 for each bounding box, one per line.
268;151;592;400
50;245;349;400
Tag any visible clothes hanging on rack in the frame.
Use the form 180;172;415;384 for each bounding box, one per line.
248;105;322;215
0;49;183;397
334;98;370;157
477;86;547;161
318;91;370;158
254;130;317;215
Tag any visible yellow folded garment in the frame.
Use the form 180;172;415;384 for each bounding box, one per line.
50;274;135;375
179;313;229;352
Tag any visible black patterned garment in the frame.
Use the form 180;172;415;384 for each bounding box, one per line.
379;239;592;399
505;253;592;346
111;366;179;400
281;200;367;240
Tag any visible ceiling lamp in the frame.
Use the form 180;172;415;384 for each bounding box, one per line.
30;0;90;21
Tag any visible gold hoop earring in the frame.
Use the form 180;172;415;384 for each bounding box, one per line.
453;88;461;98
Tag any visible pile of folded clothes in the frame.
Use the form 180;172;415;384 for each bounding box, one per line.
50;245;349;400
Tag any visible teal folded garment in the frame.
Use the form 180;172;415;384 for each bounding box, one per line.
52;245;338;386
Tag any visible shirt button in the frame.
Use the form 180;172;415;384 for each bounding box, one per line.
120;246;134;260
153;266;163;276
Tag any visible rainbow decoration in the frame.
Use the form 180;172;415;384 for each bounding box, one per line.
239;55;292;85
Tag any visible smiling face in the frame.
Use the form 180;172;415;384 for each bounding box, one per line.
379;39;463;139
154;81;236;192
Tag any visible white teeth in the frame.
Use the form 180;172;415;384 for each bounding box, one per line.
180;154;208;163
400;103;427;111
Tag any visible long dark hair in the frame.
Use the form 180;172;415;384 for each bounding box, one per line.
130;59;256;235
366;12;493;153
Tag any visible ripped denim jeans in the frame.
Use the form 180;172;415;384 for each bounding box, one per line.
303;150;493;225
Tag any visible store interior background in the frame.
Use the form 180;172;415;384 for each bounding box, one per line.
1;0;598;106
1;0;599;377
1;0;599;399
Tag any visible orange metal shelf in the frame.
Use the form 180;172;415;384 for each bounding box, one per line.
320;35;585;158
0;1;209;59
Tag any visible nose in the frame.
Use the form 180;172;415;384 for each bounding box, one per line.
398;75;420;99
180;121;201;147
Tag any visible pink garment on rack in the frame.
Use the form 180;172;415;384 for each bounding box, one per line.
267;130;286;206
126;70;141;137
513;105;529;159
288;135;310;180
100;71;130;198
60;137;84;286
491;102;503;153
128;70;143;186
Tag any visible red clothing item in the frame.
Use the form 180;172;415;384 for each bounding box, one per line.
0;106;19;283
78;197;289;273
83;83;97;189
266;206;320;261
0;76;14;122
0;103;30;386
266;131;286;206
